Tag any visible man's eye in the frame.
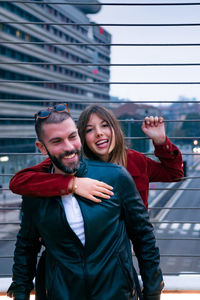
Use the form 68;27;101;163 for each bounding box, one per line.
52;140;60;144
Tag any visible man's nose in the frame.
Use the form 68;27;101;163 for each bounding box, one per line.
63;140;74;151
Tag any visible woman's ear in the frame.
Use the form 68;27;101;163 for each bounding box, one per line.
35;140;48;156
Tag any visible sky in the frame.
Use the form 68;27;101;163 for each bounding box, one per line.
89;0;200;103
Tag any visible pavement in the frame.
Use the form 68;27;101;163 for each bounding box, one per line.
0;293;200;299
1;275;200;297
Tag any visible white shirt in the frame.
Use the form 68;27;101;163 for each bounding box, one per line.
61;194;85;245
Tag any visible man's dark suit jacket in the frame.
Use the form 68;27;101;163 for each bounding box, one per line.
8;158;164;300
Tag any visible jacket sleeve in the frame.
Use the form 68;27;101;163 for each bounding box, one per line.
9;158;73;197
146;137;184;182
7;198;41;300
119;168;164;300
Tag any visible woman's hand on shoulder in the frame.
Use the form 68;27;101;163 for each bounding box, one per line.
71;177;114;203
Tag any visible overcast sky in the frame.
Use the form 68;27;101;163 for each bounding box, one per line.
89;0;200;103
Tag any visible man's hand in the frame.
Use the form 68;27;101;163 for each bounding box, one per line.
141;116;166;145
69;177;114;203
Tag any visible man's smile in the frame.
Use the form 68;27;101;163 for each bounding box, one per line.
63;153;76;159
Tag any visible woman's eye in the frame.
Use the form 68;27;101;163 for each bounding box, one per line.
86;128;92;133
102;123;109;128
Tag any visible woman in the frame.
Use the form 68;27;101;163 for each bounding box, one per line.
9;104;183;209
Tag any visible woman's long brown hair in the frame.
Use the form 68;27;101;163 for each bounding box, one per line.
77;105;127;167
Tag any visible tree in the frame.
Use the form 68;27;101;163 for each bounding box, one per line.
174;113;200;145
119;115;149;152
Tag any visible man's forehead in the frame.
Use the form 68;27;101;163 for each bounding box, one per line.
42;118;77;137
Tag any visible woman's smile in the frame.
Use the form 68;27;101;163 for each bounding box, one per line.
95;139;109;148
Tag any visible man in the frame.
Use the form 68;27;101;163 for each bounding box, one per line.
8;104;164;300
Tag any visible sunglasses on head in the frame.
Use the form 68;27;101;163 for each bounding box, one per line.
34;103;70;124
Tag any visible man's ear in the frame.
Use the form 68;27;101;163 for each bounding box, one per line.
35;140;47;156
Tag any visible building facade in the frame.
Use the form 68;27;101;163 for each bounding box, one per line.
0;0;111;137
0;0;111;177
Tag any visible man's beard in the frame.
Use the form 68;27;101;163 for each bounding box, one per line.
46;147;81;174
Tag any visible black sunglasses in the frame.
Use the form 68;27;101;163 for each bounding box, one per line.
34;103;70;124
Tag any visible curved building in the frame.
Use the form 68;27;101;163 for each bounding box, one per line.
0;0;111;136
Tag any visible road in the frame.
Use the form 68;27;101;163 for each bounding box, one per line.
0;191;21;277
153;168;200;275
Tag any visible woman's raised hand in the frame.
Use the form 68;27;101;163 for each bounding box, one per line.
72;177;114;203
141;116;166;145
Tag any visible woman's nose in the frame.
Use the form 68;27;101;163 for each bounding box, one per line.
96;127;103;137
